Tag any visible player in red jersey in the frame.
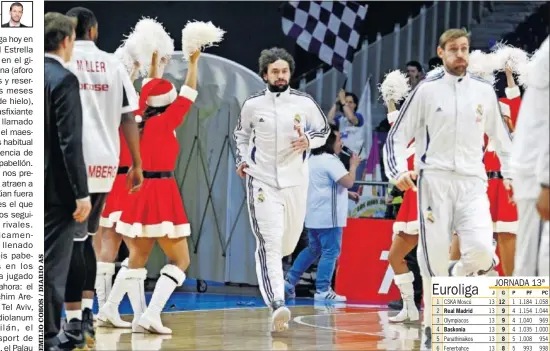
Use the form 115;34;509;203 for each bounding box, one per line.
98;50;199;335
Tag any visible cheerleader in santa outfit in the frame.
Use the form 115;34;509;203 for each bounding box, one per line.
95;57;170;329
385;102;421;323
98;50;199;334
483;67;521;276
379;70;420;323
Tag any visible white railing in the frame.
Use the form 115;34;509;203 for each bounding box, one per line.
297;1;489;113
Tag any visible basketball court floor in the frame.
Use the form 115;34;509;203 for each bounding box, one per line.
93;285;424;350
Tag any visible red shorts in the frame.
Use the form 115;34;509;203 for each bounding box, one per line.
486;178;518;233
393;189;418;235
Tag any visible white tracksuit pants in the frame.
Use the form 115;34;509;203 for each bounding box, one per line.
514;199;549;276
416;170;495;278
245;175;308;307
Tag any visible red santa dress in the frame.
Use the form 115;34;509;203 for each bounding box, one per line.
99;128;134;228
483;86;521;234
387;110;419;236
116;78;197;238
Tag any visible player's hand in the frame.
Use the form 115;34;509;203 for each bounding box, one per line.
536;186;550;221
291;126;309;152
348;191;360;204
350;153;361;168
126;166;144;194
237;162;248;179
395;171;417;192
73;198;91;223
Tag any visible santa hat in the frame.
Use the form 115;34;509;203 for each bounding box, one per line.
139;78;177;111
499;101;511;117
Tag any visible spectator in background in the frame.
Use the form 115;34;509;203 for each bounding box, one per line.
327;89;365;156
405;60;424;89
284;125;360;302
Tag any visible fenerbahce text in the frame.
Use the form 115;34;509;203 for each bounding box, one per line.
77;59;110;91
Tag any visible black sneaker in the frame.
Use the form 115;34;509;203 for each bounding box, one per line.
57;318;87;350
82;308;95;348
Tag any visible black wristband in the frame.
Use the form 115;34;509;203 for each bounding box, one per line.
542;183;550;189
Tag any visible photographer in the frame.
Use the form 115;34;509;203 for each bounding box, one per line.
284;125;359;302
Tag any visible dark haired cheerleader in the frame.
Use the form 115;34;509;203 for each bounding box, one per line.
98;50;200;334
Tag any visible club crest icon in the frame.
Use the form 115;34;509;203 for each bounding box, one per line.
476;104;484;116
257;193;265;203
257;188;265;203
426;206;435;223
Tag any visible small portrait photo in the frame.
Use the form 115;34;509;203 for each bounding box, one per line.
1;1;33;28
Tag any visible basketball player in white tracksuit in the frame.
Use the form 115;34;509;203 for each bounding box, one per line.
233;47;330;332
383;29;514;345
511;36;549;277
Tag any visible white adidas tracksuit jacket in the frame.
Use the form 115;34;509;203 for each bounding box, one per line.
233;86;330;306
384;68;514;281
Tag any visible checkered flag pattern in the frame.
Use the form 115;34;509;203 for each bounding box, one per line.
281;1;368;74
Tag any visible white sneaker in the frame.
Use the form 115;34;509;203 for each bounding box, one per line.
314;288;347;302
271;306;291;332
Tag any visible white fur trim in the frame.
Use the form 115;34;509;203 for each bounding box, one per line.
499;102;511;117
142;78;153;88
505;86;520;99
179;85;198;102
135;115;143;123
116;220;191;238
160;264;186;285
99;211;122;229
392;220;419;236
124;267;148;280
97;262;116;275
148;88;177;107
393;271;414;285
387;110;399;124
493;221;518;234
